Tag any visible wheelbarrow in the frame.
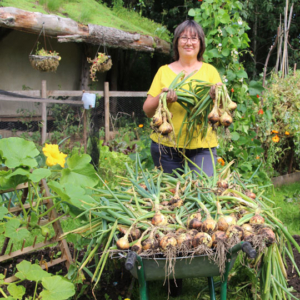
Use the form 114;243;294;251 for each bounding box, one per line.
125;241;256;300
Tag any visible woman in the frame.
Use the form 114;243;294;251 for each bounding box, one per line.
143;20;222;176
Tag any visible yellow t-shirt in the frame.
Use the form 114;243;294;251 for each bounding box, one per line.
148;63;222;149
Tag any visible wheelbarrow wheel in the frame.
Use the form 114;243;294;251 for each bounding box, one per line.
168;278;182;297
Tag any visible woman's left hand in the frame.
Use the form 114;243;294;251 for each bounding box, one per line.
209;82;223;100
162;88;178;103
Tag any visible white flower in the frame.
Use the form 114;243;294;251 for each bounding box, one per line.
234;51;238;55
218;43;222;47
238;19;243;25
239;78;243;82
224;78;228;82
229;144;234;151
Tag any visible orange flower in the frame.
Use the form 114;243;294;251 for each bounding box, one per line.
258;109;263;115
231;88;234;93
217;158;225;166
272;135;280;143
256;94;259;98
256;156;260;159
285;131;290;136
272;130;278;134
139;124;144;128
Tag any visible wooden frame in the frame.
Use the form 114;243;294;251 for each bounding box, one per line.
0;179;73;283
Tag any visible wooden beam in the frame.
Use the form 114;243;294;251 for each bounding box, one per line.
104;82;109;142
41;80;47;145
0;7;170;55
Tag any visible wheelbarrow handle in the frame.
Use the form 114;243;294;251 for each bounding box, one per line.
125;251;137;271
241;241;257;259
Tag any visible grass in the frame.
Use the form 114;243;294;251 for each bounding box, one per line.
265;182;300;236
0;0;171;41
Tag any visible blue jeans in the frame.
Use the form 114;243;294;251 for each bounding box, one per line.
151;141;217;176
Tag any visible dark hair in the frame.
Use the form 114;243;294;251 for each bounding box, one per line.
172;20;206;61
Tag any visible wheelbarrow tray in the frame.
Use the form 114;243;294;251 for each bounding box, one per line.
129;253;238;281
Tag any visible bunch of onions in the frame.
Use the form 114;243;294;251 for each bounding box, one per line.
216;202;237;232
192;232;213;248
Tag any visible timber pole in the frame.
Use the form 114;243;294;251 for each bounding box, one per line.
41;80;47;145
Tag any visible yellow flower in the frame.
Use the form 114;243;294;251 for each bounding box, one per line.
285;131;290;136
42;143;67;168
124;299;131;300
272;135;280;143
217;158;225;166
139;124;144;128
271;130;279;134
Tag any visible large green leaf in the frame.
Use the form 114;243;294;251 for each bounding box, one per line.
0;170;28;191
40;276;75;300
7;283;26;300
15;260;51;282
4;219;30;243
0;207;8;220
61;154;99;188
29;168;51;182
248;80;264;96
0;138;39;168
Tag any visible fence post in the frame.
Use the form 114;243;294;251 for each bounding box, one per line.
41;80;47;145
104;82;109;142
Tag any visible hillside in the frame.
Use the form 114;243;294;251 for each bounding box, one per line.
0;0;171;41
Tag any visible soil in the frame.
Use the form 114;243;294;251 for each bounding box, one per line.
286;235;300;298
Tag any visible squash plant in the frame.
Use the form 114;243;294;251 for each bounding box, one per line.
189;0;268;183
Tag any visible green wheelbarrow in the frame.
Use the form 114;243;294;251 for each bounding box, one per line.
125;241;256;300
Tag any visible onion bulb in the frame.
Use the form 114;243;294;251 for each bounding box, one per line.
152;104;163;127
225;225;244;240
116;236;130;250
151;211;168;226
187;212;202;231
176;233;192;247
188;229;199;237
245;191;256;199
192;232;212;248
202;217;217;235
217;215;237;232
128;228;141;242
142;230;159;251
217;180;228;189
208;105;220;124
220;111;233;127
158;112;172;135
160;235;177;250
169;182;184;208
258;227;276;244
250;214;265;225
211;231;227;247
241;223;254;238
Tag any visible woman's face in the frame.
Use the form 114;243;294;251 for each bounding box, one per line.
177;28;200;60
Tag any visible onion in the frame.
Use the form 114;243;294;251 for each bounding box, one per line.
245;191;256;199
158;112;172;135
225;225;244;240
202;218;217;235
116;236;130;250
128;228;141;242
217;180;228;189
169;182;184;208
142;230;159;251
217;215;237;232
241;223;254;238
211;231;227;248
208;104;220;124
192;232;213;248
176;228;186;234
160;235;177;250
220;111;233;127
152;104;163;127
227;98;237;111
139;183;148;190
131;229;150;254
176;233;192;247
250;214;265;225
161;201;170;206
258;227;276;244
151;211;168;226
187;212;202;231
188;229;199;237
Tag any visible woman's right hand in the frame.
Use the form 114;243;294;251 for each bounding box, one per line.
162;88;177;103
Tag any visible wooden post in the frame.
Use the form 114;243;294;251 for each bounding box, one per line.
83;110;87;153
104;82;110;142
41;80;47;145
